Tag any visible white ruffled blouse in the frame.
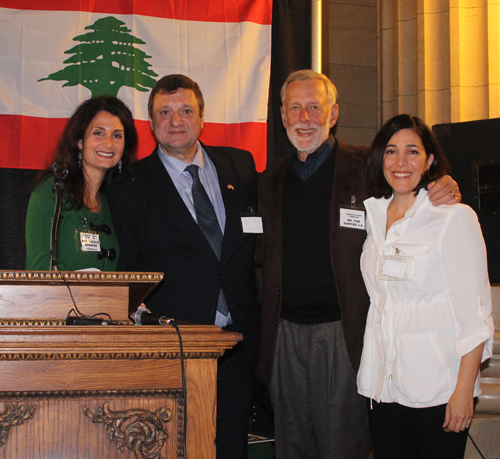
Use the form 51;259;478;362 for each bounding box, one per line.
357;189;494;408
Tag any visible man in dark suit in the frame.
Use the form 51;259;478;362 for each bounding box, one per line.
108;74;260;459
255;70;461;459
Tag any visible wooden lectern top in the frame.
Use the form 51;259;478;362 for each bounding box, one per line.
0;271;241;459
0;270;163;322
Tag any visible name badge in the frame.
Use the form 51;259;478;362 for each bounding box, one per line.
241;216;263;233
379;255;414;281
80;232;101;252
339;207;365;230
381;259;406;279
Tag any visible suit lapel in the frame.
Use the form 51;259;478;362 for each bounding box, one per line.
203;145;244;266
146;146;220;262
263;157;287;252
330;139;367;243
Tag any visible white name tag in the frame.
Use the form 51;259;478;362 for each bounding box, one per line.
80;232;101;252
339;208;365;230
381;259;406;279
241;216;263;233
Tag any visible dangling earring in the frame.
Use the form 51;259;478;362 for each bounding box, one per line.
78;149;83;168
118;160;123;174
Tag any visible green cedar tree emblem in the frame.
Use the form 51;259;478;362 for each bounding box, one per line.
38;16;158;97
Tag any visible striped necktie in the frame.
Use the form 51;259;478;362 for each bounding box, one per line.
185;164;229;316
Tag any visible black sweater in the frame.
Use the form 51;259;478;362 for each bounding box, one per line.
280;150;341;324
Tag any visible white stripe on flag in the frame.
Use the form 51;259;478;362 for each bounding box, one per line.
0;7;271;124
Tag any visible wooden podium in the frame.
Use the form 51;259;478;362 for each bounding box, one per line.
0;270;241;459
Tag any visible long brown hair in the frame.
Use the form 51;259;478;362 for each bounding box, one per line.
35;96;138;209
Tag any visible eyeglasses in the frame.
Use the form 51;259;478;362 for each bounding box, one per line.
80;218;115;261
90;222;111;235
97;248;116;261
81;218;112;235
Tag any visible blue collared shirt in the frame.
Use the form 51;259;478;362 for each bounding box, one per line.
288;136;336;180
158;142;231;327
158;142;226;232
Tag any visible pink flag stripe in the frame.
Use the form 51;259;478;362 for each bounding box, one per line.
0;115;267;172
0;0;272;24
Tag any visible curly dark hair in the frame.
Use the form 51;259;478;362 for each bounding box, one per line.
35;96;138;209
366;114;451;199
147;74;205;118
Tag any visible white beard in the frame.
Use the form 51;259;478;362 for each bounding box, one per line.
286;123;331;155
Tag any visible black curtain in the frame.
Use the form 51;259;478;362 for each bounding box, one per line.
0;0;311;269
0;168;39;269
267;0;312;167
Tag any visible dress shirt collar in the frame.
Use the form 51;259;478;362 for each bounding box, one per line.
364;188;430;249
287;135;336;180
157;142;206;180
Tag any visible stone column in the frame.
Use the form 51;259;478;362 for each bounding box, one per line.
380;0;500;126
323;0;378;146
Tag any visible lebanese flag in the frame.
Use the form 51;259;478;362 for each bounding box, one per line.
0;0;272;172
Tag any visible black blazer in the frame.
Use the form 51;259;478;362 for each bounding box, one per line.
255;138;371;385
108;143;260;365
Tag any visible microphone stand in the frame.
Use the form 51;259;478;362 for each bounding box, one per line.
50;163;68;271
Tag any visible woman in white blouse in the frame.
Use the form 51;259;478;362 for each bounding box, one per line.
357;114;494;458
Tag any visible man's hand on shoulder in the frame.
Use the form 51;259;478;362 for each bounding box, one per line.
427;175;461;206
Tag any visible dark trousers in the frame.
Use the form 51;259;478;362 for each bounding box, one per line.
216;341;254;459
368;401;469;459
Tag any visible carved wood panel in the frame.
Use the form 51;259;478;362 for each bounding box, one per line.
0;391;184;459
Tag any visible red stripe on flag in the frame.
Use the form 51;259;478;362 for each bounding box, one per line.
136;121;267;172
0;0;272;24
0;115;267;172
200;122;267;172
0;115;67;170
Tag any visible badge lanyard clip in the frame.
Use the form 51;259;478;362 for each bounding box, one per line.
339;195;366;230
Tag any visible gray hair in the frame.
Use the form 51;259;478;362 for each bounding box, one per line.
280;70;338;106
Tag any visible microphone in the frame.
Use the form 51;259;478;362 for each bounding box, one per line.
52;162;68;181
50;163;68;271
134;307;174;326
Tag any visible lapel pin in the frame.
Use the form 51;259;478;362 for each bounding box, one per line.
227;184;234;190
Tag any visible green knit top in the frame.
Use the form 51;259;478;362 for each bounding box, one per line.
25;177;120;271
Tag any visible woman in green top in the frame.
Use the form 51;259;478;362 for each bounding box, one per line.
25;96;138;271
